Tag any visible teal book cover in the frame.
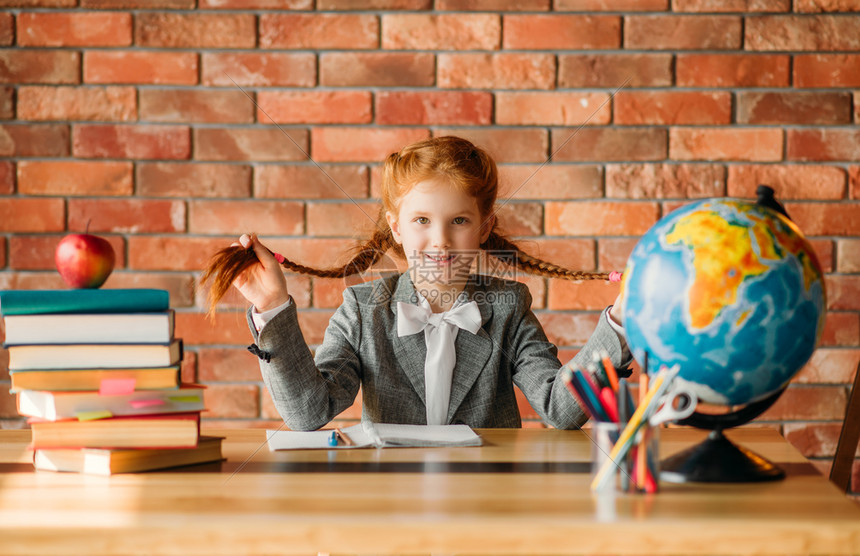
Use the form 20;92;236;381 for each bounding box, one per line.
0;289;169;316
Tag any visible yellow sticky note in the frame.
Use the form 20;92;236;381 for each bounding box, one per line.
167;396;201;403
76;410;113;421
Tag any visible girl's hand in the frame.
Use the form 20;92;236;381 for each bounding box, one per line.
608;291;623;326
232;234;290;312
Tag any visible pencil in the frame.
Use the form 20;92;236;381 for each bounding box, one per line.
335;427;354;446
637;352;649;490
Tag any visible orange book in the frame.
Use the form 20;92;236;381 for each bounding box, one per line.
29;412;200;450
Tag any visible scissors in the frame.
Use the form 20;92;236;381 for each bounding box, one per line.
648;380;698;426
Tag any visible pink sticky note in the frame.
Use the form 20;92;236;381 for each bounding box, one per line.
130;399;166;409
99;378;136;396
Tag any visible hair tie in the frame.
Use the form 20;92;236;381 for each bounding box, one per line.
608;271;623;282
273;252;285;264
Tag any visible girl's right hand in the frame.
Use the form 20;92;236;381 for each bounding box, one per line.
232;234;290;312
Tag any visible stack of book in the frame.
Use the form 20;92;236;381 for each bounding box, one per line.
0;288;223;475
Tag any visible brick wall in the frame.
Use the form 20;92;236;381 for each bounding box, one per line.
0;0;858;488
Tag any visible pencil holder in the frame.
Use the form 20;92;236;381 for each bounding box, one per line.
590;421;660;494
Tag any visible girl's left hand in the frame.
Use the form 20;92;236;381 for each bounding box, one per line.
608;291;623;326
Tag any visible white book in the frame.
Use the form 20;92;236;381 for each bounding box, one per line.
266;423;483;451
2;311;175;345
7;339;183;370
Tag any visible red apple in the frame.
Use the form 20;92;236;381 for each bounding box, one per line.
55;233;116;289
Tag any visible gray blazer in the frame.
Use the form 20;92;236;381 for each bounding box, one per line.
248;273;631;431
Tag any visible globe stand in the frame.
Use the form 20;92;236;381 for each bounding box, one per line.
660;388;787;483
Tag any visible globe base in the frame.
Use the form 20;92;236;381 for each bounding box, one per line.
660;430;785;483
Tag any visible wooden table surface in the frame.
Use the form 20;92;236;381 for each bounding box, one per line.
0;427;858;555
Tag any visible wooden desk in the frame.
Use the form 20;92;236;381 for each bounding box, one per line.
0;427;858;555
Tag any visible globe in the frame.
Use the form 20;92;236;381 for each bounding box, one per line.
621;197;826;408
620;191;827;483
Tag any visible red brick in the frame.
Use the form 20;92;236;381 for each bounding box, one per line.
556;0;666;8
615;91;731;125
258;91;372;125
307;202;381;237
795;54;860;88
100;273;194;307
0;272;67;292
199;271;312;312
84;51;197;85
795;348;860;384
787;129;860;162
674;0;789;10
200;384;259;419
261;238;366;273
0;13;13;46
551;128;667;162
795;0;860;11
496;202;542;236
261;14;377;50
761;386;846;421
201;0;310;7
546;201;659;236
826;275;860;311
0;0;74;5
670;128;783;162
853;166;860;199
197;348;261;382
738;92;852;125
0;161;13;194
377;91;491;125
189;200;303;235
538;312;601;347
548;279;620;311
503;15;619;49
0;124;68;157
0;87;13;119
195;128;310;162
606;164;725;199
559;54;672;88
9;235;125;271
139;89;253;124
821;311;860;346
201;53;315;87
438;53;555;90
313;277;349;309
320;53;434;87
499;165;602;200
625;15;742;49
0;388;18;419
496;92;610;126
785;202;860;236
18;161;132;196
784;423;847;459
180;351;196;384
598;238;638;271
312;127;429;163
136;13;255;48
676;54;790;87
73;125;189;160
255;165;368;200
0;198;64;232
0;237;5;268
17;86;135;122
383;14;500;50
727;165;845;200
746;15;860;51
295;310;335;346
128;236;228;271
437;0;546;9
81;0;195;6
432;128;548;163
17;12;130;47
0;50;79;84
808;238;833;273
838;239;860;273
68;199;186;234
137;163;251;198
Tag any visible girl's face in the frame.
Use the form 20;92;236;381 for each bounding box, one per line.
386;178;494;288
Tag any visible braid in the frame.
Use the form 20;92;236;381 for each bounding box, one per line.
201;222;397;314
481;232;611;282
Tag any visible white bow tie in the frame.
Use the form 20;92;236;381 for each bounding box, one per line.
396;298;482;425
